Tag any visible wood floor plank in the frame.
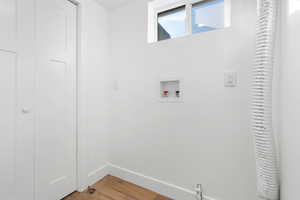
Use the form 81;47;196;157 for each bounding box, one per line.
63;175;173;200
104;176;157;200
154;195;174;200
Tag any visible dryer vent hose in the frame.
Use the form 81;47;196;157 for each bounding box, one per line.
252;0;280;199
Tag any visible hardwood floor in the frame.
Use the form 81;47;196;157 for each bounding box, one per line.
63;175;173;200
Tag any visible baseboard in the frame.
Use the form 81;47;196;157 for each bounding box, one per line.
86;165;109;187
106;163;217;200
81;163;218;200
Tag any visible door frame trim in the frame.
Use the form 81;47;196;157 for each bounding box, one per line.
67;0;86;192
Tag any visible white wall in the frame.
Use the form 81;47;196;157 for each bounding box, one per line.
280;0;300;199
78;0;111;189
109;0;257;200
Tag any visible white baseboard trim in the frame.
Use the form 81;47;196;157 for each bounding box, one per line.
86;165;109;187
106;162;217;200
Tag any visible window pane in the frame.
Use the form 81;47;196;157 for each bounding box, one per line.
192;0;225;34
158;6;186;41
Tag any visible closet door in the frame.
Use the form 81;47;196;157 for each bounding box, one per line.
0;1;18;199
0;0;36;199
35;0;77;199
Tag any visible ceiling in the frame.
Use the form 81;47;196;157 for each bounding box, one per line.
96;0;136;9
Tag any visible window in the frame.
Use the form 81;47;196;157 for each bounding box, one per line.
157;6;186;41
148;0;230;43
192;0;225;34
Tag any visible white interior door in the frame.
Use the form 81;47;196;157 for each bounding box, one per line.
0;0;36;199
0;1;18;199
35;0;77;199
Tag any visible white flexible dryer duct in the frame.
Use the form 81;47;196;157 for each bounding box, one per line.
252;0;280;199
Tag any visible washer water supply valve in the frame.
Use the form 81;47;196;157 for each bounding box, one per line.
176;90;180;97
195;184;203;200
162;90;169;97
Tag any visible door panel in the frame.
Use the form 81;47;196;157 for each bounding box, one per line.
0;0;18;199
36;0;77;199
0;51;17;200
0;0;17;51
